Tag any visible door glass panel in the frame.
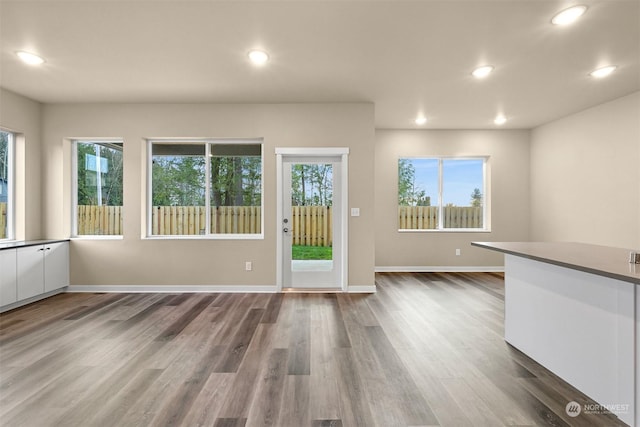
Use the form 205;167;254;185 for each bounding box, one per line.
290;163;333;272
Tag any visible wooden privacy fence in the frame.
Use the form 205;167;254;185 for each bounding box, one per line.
77;205;123;235
291;205;332;247
76;205;262;235
73;204;480;236
77;205;333;244
399;206;483;229
0;202;6;239
153;206;206;235
76;205;263;236
152;206;262;235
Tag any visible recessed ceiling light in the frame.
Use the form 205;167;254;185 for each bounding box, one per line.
494;115;507;125
16;50;45;65
415;116;427;125
248;50;269;66
551;5;587;25
589;65;617;78
472;65;494;79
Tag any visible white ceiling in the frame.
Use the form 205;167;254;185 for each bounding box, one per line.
1;0;638;129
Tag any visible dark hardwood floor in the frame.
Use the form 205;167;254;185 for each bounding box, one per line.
0;273;627;426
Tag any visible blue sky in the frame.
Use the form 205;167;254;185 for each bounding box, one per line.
410;158;484;206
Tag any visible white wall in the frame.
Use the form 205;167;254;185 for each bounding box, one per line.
375;129;531;269
530;92;640;249
0;88;42;240
41;102;375;288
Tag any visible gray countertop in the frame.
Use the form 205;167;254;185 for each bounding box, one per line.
0;239;70;251
472;241;640;285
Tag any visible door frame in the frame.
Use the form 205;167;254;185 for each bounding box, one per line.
275;147;349;292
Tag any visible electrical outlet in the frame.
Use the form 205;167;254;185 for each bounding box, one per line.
245;261;252;271
455;249;461;256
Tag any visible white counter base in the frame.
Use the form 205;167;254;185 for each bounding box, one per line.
505;254;635;426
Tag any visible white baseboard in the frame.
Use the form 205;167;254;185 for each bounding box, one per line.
375;266;504;273
1;288;67;313
348;285;377;293
66;285;278;293
67;284;376;294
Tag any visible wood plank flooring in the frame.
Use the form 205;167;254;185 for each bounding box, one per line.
0;273;628;427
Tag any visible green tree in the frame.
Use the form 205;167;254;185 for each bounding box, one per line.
154;153;261;208
470;188;483;207
210;156;261;206
291;164;308;206
312;164;332;206
152;156;205;206
0;132;9;183
291;164;332;206
76;142;123;206
0;132;10;207
398;159;430;206
242;156;262;205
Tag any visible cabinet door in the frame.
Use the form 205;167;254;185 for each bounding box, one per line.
17;245;45;300
0;249;18;306
44;242;69;292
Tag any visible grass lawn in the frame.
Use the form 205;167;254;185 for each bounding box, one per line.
292;245;332;260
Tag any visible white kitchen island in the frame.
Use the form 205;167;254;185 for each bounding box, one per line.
472;241;640;427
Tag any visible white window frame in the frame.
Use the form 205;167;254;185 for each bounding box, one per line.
146;138;264;240
398;155;490;232
0;129;15;241
71;139;124;239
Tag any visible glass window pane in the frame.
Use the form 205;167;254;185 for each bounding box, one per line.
151;144;206;235
398;158;438;229
0;131;12;240
75;141;123;236
442;158;484;229
210;143;262;234
290;163;333;265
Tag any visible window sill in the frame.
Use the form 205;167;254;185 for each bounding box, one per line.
144;234;264;240
72;235;124;240
398;228;491;233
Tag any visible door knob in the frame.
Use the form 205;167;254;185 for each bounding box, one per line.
283;227;289;233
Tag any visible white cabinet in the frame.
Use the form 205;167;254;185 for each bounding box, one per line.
44;242;70;292
0;249;17;306
13;241;69;303
17;245;46;300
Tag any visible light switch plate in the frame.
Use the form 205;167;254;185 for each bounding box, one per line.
351;208;360;217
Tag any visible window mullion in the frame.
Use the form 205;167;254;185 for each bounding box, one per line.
205;143;211;235
5;132;15;240
147;140;153;237
438;158;444;229
483;158;487;230
71;140;78;237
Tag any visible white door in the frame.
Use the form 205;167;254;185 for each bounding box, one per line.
276;148;348;291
